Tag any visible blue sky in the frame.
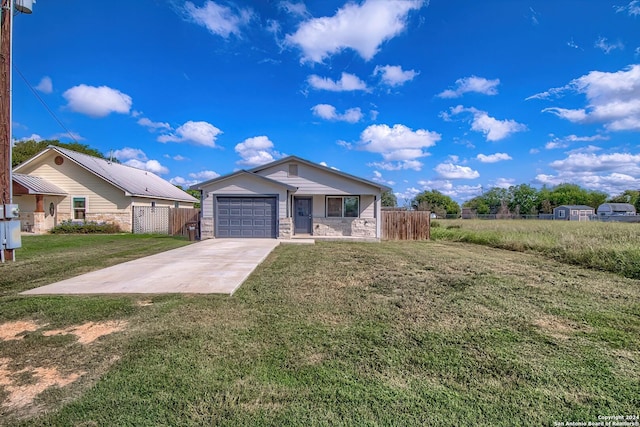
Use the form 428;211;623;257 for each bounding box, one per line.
11;0;640;204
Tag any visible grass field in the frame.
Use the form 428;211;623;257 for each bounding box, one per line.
431;219;640;279
1;233;638;425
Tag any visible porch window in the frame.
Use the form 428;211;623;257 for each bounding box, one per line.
558;210;565;218
326;196;359;218
73;197;86;220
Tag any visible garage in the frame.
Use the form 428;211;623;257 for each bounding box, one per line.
215;197;277;238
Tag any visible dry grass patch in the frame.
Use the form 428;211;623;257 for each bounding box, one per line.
42;321;128;345
0;358;84;410
0;321;40;341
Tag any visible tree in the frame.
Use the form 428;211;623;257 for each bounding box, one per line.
508;184;538;215
412;190;460;217
381;190;397;208
12;139;107;167
608;190;639;206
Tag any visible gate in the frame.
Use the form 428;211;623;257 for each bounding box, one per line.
133;207;200;236
381;211;431;240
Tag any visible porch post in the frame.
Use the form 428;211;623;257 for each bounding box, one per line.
376;195;382;239
35;194;44;212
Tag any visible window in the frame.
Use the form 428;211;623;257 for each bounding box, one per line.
326;196;359;218
174;201;179;208
558;210;565;218
73;197;86;220
151;201;156;207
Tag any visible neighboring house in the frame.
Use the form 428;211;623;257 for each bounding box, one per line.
12;146;198;233
597;203;636;216
190;156;390;240
553;205;594;221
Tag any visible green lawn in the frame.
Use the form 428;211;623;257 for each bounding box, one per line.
1;237;638;425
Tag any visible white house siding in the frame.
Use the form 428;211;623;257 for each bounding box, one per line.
257;162;381;197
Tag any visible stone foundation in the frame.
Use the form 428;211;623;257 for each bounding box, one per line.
88;212;133;232
312;218;376;238
278;217;293;239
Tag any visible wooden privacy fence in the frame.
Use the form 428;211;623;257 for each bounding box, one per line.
381;211;431;240
133;207;200;236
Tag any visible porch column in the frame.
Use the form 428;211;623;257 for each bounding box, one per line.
35;194;44;212
376;195;382;239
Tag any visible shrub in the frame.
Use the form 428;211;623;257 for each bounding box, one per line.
50;220;122;234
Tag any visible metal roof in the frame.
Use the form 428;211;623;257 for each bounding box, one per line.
555;205;594;210
16;146;198;203
12;173;67;195
191;155;391;192
599;203;635;211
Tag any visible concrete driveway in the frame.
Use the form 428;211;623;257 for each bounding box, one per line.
21;239;281;295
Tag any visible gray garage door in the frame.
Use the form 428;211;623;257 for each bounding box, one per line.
216;197;277;238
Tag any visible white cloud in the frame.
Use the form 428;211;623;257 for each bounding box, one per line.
357;123;440;171
373;65;419;87
190;170;220;180
494;178;515;189
35;76;53;94
437;76;500;98
395;187;421;203
138;117;171;131
538;64;640;131
434;163;480;179
594;37;624;54
372;170;395;186
545;134;609;150
369;160;423;171
307;72;368;92
184;1;252;38
63;84;132;118
358;124;440;157
170;170;220;187
446;105;527;141
567;38;580;49
417;179;482;200
52;131;85;142
235;135;283;166
112;147;146;161
16;133;42;142
549;152;640;174
125;159;169;175
158;121;222;147
278;1;308;17
311;104;363;123
615;1;640;16
476;152;512;163
285;0;424;63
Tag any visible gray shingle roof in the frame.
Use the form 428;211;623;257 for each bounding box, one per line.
12;173;67;195
18;146;198;203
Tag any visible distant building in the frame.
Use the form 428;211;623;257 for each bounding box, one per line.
597;203;636;216
552;205;594;221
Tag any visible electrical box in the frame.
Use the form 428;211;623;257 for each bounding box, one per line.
0;220;5;248
4;204;19;219
4;221;22;249
0;205;4;220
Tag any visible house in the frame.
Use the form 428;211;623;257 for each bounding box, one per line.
597;203;636;216
12;146;198;233
190;156;390;240
552;205;594;221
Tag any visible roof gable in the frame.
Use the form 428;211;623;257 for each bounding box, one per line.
250;156;391;192
190;170;297;191
15;146;198;203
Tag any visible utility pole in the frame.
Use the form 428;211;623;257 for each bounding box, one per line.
0;0;32;262
0;0;14;261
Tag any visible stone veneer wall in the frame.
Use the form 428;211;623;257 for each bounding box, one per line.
312;218;376;238
278;217;292;239
200;217;214;239
56;212;133;233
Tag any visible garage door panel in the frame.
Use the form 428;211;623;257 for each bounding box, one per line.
216;197;277;238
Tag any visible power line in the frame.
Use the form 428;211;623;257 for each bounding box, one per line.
12;65;80;144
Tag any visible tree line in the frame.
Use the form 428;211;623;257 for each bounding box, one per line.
406;184;640;218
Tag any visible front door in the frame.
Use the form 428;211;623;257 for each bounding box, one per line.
294;197;312;234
